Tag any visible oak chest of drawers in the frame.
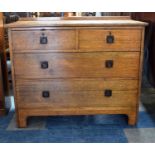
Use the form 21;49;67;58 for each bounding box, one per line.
6;17;147;127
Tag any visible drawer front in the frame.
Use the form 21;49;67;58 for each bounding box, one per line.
16;79;138;92
13;52;140;79
11;29;76;50
16;79;138;108
79;29;141;51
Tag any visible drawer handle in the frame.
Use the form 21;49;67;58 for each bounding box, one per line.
104;89;112;97
106;32;114;44
42;91;50;98
40;33;48;44
41;61;48;69
105;60;113;68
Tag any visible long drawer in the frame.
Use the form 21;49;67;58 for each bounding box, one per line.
13;52;140;79
16;79;138;108
79;29;141;51
11;29;76;50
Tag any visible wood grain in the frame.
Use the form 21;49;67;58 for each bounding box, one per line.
13;52;140;79
7;17;147;127
5;17;148;28
79;29;141;51
16;79;138;109
12;29;76;50
16;79;138;91
16;90;137;109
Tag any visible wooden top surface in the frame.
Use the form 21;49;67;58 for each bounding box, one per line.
5;16;148;28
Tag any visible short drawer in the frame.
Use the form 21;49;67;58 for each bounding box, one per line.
79;29;141;51
16;79;138;108
13;52;140;79
11;29;76;50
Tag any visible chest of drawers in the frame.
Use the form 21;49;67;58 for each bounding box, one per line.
6;17;147;127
